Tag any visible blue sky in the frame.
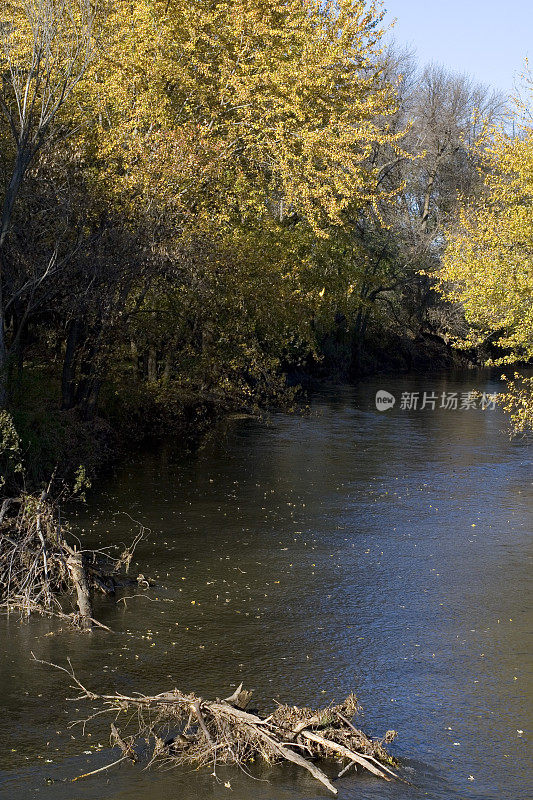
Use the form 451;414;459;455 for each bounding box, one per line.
384;1;531;97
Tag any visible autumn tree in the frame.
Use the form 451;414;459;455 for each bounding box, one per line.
438;79;533;431
42;0;404;411
90;0;401;229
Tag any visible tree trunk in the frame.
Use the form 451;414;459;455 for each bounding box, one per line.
0;280;7;409
130;340;139;377
147;347;157;383
0;149;33;407
75;334;99;408
9;305;27;383
421;160;441;234
0;149;30;252
82;378;101;419
66;551;93;630
162;353;171;383
61;319;80;410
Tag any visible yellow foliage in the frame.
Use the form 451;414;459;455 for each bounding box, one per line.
81;0;401;231
438;90;533;363
437;80;533;431
0;0;409;413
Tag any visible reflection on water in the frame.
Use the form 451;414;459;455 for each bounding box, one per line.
0;371;531;800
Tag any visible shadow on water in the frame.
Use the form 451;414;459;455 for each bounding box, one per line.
0;370;531;799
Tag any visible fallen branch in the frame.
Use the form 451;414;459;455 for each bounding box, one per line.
71;755;130;782
0;493;149;628
35;658;399;795
299;729;395;780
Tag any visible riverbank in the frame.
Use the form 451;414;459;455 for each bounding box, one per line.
4;365;231;492
4;329;472;495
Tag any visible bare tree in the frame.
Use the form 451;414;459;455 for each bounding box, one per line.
408;63;505;234
333;52;507;373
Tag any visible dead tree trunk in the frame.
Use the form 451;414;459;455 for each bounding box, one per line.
66;550;93;630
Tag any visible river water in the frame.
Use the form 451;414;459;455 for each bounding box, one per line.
0;372;531;800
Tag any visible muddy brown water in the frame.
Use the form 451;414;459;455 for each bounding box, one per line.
0;371;531;800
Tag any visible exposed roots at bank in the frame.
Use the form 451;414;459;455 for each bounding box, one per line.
0;493;148;629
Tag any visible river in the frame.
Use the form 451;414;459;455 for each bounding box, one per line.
0;371;531;800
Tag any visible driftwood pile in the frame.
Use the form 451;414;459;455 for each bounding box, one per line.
44;660;398;795
0;493;146;628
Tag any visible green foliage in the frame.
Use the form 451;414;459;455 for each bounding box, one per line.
0;410;23;492
72;465;92;501
4;368;113;491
